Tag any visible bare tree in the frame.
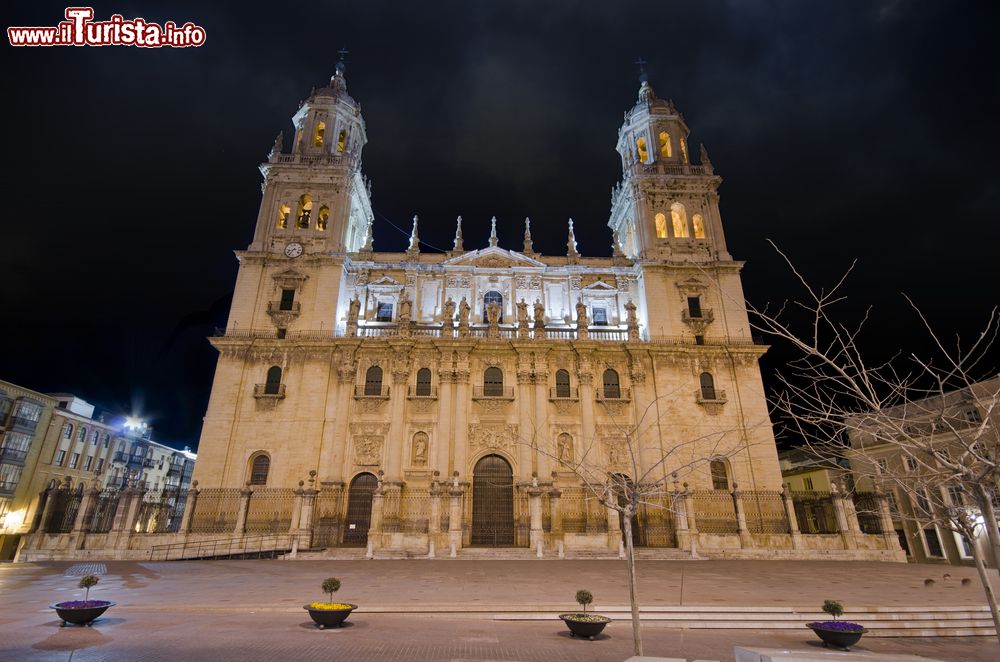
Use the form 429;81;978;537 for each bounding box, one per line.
747;242;1000;639
518;387;770;656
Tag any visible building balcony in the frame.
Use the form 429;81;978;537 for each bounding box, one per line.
548;387;579;401
0;480;16;496
253;383;286;399
472;386;515;400
407;385;438;399
595;387;632;402
354;385;390;399
695;389;728;405
682;308;715;324
0;447;28;466
167;463;183;476
112;451;128;463
143;458;156;469
7;415;38;431
266;301;301;329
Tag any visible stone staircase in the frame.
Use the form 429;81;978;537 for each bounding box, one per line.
495;605;997;637
281;546;700;561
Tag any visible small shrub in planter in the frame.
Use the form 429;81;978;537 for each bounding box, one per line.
304;577;357;629
806;599;867;650
558;589;611;640
50;574;116;627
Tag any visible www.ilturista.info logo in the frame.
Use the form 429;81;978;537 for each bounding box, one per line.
8;7;206;48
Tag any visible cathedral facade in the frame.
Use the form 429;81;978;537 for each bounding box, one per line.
184;62;896;559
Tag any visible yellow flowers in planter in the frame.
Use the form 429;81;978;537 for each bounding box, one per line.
308;602;353;611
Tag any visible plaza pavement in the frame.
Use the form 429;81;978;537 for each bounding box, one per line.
1;559;999;661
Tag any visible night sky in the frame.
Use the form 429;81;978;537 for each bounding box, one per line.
2;1;998;449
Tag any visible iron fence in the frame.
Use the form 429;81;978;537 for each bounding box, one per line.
743;490;790;534
189;488;242;534
399;489;431;534
792;490;838;534
135;490;186;533
636;494;677;547
46;490;83;533
88;488;121;533
852;492;883;535
312;486;345;548
691;489;739;534
245;488;296;534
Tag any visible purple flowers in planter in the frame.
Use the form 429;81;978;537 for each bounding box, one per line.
810;620;864;631
56;600;112;609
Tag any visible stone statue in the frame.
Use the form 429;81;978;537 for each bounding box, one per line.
486;301;501;338
269;131;283;159
575;299;589;339
398;293;412;323
625;298;639;341
516;298;528;323
533;300;545;326
347;297;361;328
458;297;470;325
443;297;455;322
557;434;573;464
413;434;428;465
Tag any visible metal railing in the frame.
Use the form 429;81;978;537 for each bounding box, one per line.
407;385;438;398
354;385;390;398
148;533;294;561
253;383;286;398
0;446;28;465
549;387;579;400
472;386;515;399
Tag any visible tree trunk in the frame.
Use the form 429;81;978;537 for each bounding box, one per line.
970;541;1000;644
621;511;643;656
975;484;1000;573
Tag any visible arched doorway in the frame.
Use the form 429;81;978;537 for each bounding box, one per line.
471;455;514;546
343;473;378;546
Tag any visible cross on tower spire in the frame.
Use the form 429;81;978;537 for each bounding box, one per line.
335;47;349;75
635;57;648;83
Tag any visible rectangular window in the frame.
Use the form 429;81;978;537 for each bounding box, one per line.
956;532;973;558
91;430;99;445
103;434;110;448
904;455;917;472
896;529;910;555
376;302;393;322
55;450;66;466
96;458;105;473
915;489;930;514
923;527;944;557
876;458;888;474
687;296;702;318
84;456;93;471
802;476;814;490
279;288;296;311
592;307;608;325
69;452;80;469
947;485;964;506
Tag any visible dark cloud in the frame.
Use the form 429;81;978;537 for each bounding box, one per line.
1;1;997;446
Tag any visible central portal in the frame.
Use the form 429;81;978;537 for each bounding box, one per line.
471;454;514;546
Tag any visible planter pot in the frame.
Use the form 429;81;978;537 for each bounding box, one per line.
806;622;867;650
304;603;357;629
559;613;611;640
50;600;116;627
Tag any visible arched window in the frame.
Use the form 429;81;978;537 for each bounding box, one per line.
295;194;313;229
78;427;87;443
692;213;706;239
483;291;503;323
364;365;383;396
313;121;326;147
658;131;672;158
249;453;270;486
415;368;432;396
700;372;716;400
555;369;571;398
671;202;689;238
264;366;282;395
710;459;729;491
277;204;290;230
679;137;689;164
636;136;648;162
654;212;668;239
63;423;73;439
602;369;621;399
317;206;329;231
337;129;347;153
483;367;504;397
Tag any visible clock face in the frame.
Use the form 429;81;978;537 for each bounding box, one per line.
284;242;304;258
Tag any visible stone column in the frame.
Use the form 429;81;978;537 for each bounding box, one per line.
386;369;409;482
732;485;754;548
428;481;442;558
684;484;699;556
367;484;385;559
533;372;550;477
516;359;534;481
674;490;690;551
578;368;596;459
528;481;544;557
782;485;803;550
116;487;146;551
380;481;402;551
297;475;318;550
290;483;305;534
178;481;200;534
453;359;471;477
830;483;857;550
111;487;134;533
70;484;98;550
234;483;253;536
437;373;454;473
875;487;901;552
448;476;464;557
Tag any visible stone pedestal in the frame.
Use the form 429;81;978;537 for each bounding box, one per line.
782;485;803;550
234;484;253;536
732;486;753;548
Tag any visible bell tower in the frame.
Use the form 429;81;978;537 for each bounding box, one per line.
248;54;374;257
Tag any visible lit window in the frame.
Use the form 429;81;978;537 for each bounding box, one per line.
277;204;290;230
376;302;393;322
84;456;93;471
314;120;326;147
337;129;347;153
96;458;104;473
671;202;689;238
692;213;706;239
317;206;329;231
658;131;671;158
103;434;110;448
91;430;99;445
295;194;313;229
636;136;648;162
78;427;87;443
654;212;668;239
